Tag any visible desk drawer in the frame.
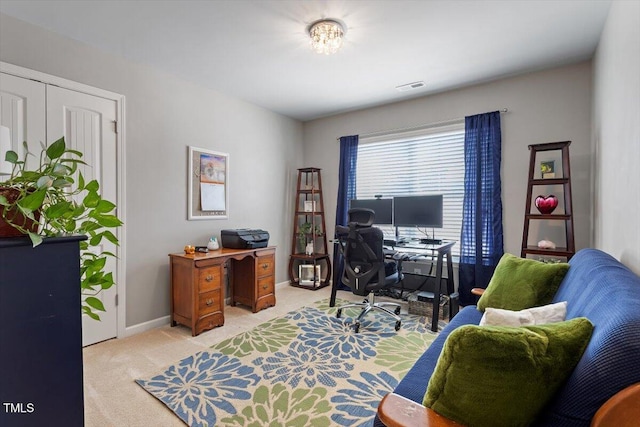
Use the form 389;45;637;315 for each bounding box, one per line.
256;254;275;278
199;290;222;315
198;265;222;293
257;276;274;298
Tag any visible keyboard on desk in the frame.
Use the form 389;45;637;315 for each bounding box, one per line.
420;238;442;245
397;241;443;249
399;243;430;250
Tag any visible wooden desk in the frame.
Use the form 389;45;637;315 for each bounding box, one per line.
169;246;276;336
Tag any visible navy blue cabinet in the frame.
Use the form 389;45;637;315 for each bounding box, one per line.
0;236;85;426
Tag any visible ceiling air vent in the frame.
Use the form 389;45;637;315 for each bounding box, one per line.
395;81;426;92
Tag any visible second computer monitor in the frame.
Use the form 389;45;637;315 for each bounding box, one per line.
349;198;393;224
393;195;443;228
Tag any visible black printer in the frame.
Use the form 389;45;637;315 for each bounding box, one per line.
221;229;270;249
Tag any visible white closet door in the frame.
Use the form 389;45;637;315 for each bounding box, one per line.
0;72;46;172
47;85;119;346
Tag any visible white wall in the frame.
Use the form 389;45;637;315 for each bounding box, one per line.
303;62;593;261
0;13;304;327
592;1;640;275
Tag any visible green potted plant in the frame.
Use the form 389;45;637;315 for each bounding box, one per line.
297;222;323;240
296;222;323;253
0;137;122;320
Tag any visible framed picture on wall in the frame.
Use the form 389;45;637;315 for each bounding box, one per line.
188;146;229;220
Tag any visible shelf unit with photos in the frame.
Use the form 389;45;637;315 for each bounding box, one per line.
289;167;332;289
521;141;575;261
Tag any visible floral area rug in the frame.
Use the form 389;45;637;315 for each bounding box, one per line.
136;298;441;427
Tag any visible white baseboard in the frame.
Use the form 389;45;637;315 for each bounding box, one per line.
124;280;291;338
124;315;171;337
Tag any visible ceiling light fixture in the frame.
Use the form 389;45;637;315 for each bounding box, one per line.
308;19;344;55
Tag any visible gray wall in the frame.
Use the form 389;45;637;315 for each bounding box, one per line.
303;62;593;260
593;1;640;275
2;1;638;332
0;13;304;328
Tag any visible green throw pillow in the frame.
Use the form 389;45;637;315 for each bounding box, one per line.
423;318;594;427
477;253;569;312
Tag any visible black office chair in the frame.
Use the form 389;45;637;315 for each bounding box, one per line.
335;208;402;333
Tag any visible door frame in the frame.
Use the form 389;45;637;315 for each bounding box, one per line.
1;61;127;341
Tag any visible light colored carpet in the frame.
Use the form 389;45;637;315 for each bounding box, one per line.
84;284;338;426
83;285;443;426
135;297;440;426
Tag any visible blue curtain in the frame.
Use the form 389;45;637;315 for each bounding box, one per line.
458;111;504;305
332;135;358;296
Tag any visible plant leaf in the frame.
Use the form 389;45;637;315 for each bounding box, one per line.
28;232;43;247
100;272;115;289
101;230;119;245
85;180;100;192
85;296;106;312
64;219;77;233
52;163;71;176
95;214;123;228
83;191;100;208
89;233;103;246
18;189;46;210
46;201;72;219
95;200;116;213
66;148;83;158
5;150;18;163
82;306;100;321
36;175;54;189
46;137;66;159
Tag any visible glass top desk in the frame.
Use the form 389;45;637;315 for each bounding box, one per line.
385;240;458;332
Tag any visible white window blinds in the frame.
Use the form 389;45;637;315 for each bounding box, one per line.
356;124;465;257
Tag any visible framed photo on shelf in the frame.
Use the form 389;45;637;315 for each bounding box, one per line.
540;160;555;179
299;264;321;286
303;200;317;212
188;146;229;220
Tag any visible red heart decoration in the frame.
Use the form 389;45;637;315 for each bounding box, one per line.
535;195;558;214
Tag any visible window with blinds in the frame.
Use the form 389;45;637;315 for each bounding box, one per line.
355;123;465;258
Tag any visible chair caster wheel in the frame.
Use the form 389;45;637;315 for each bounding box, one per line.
395;320;401;331
336;308;342;319
394;306;401;315
354;322;361;333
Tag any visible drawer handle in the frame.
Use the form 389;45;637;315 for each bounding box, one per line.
262;284;269;290
206;299;213;306
205;275;214;282
261;263;269;270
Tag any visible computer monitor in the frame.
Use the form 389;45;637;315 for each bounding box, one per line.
393;195;443;228
349;198;393;225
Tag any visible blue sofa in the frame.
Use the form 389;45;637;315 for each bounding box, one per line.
375;248;640;426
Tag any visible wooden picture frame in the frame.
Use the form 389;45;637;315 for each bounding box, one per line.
188;146;229;220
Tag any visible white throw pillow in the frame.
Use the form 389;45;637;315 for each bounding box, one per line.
479;301;568;327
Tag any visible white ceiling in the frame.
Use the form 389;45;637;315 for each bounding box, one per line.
0;0;611;121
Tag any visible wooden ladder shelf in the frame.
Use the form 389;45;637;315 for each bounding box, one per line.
288;168;332;289
521;141;576;260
